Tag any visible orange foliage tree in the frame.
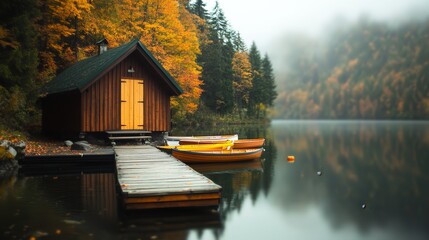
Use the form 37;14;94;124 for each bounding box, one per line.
91;0;202;119
141;0;202;118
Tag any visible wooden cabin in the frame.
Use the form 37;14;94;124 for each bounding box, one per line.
41;38;182;137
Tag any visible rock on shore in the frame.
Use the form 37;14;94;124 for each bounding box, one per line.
0;140;24;178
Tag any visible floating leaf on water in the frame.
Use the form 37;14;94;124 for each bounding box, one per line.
63;219;83;225
33;231;49;237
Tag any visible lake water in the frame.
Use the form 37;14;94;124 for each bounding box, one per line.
1;120;429;239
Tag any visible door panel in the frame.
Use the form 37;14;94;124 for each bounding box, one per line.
135;80;144;128
120;80;131;129
121;79;144;130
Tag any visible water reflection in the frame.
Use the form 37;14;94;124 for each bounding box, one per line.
1;121;429;239
0;172;223;240
269;120;429;239
181;125;278;239
81;173;118;221
118;208;221;240
189;159;264;175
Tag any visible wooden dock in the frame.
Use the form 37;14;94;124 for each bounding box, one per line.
114;145;222;210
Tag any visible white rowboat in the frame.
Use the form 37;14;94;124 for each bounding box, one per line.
165;134;238;146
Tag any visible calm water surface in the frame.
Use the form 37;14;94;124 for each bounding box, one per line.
1;120;429;239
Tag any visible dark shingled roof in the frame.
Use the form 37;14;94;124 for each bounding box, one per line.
41;38;183;95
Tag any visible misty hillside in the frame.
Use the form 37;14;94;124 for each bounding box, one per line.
274;19;429;119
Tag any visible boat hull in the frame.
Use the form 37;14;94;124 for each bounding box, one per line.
172;148;263;163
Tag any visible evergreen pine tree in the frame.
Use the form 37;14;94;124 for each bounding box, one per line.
221;37;235;114
200;27;223;112
200;2;234;114
261;54;277;107
190;0;208;20
232;31;247;52
248;42;264;118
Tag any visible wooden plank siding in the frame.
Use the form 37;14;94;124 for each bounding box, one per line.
81;51;172;132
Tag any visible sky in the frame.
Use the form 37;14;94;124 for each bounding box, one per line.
205;0;429;56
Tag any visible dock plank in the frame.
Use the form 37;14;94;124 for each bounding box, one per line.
114;145;222;209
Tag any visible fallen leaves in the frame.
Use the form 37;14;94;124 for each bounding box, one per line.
25;139;70;156
1;129;109;156
25;138;108;156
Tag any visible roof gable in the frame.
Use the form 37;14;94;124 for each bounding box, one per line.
41;39;183;95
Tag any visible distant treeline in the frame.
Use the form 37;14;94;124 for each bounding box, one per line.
0;0;277;131
275;18;429;119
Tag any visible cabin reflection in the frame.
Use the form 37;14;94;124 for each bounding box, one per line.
118;208;222;240
81;173;118;221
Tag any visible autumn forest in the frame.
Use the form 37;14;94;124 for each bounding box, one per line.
2;0;429;132
275;18;429;119
0;0;277;130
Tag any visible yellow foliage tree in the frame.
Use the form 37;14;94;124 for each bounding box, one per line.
38;0;93;83
232;52;253;110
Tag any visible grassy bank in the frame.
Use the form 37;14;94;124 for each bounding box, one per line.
173;108;271;128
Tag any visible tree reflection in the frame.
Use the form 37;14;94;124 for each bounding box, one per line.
182;124;278;238
271;120;429;235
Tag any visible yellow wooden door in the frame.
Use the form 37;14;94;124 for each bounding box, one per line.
121;79;144;129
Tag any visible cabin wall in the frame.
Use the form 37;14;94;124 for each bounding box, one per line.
42;90;81;137
81;51;172;132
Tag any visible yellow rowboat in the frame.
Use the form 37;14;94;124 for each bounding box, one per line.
165;134;238;146
172;148;264;164
179;138;265;149
157;141;233;151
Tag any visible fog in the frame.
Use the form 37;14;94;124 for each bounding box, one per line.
208;0;429;56
205;0;429;119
